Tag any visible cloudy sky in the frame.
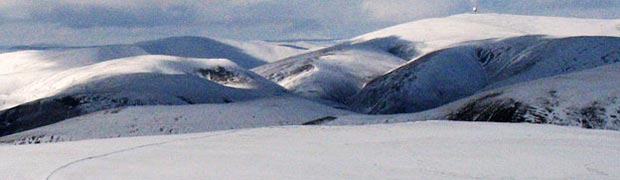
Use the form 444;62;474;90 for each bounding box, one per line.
0;0;618;46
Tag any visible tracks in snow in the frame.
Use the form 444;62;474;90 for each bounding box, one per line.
45;130;240;180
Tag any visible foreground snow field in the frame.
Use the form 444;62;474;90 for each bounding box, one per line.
1;121;619;180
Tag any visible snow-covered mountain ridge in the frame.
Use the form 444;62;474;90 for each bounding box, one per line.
254;14;620;107
0;54;289;136
353;13;620;56
350;35;620;114
331;63;620;130
2;13;620;142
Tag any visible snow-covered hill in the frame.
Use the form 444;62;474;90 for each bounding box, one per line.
0;54;288;136
353;13;620;56
442;63;620;130
0;46;147;109
253;14;620;106
253;37;410;106
2;121;619;180
350;36;620;114
0;96;350;144
136;36;331;68
0;36;327;68
331;63;620;130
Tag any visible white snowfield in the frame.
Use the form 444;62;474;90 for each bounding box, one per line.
0;96;351;144
1;121;619;180
353;13;620;56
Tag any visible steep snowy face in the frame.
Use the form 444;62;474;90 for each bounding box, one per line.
353;14;620;57
253;37;412;106
350;36;620;114
0;55;287;136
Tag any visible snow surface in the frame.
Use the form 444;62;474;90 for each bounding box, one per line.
0;96;351;144
1;121;619;180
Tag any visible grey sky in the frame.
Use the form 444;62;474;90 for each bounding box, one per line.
0;0;618;46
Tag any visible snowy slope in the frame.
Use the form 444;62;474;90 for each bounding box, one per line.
350;36;620;114
333;63;620;130
441;63;620;130
0;96;350;144
353;13;620;57
253;37;410;106
0;55;287;136
2;121;619;180
0;53;284;110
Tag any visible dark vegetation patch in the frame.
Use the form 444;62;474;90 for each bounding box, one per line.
196;66;248;84
278;44;309;50
447;92;528;123
448;92;620;130
0;96;86;136
302;116;337;125
289;64;315;76
176;96;195;104
579;103;606;129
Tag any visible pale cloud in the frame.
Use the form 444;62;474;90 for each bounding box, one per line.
362;0;469;22
0;0;618;46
